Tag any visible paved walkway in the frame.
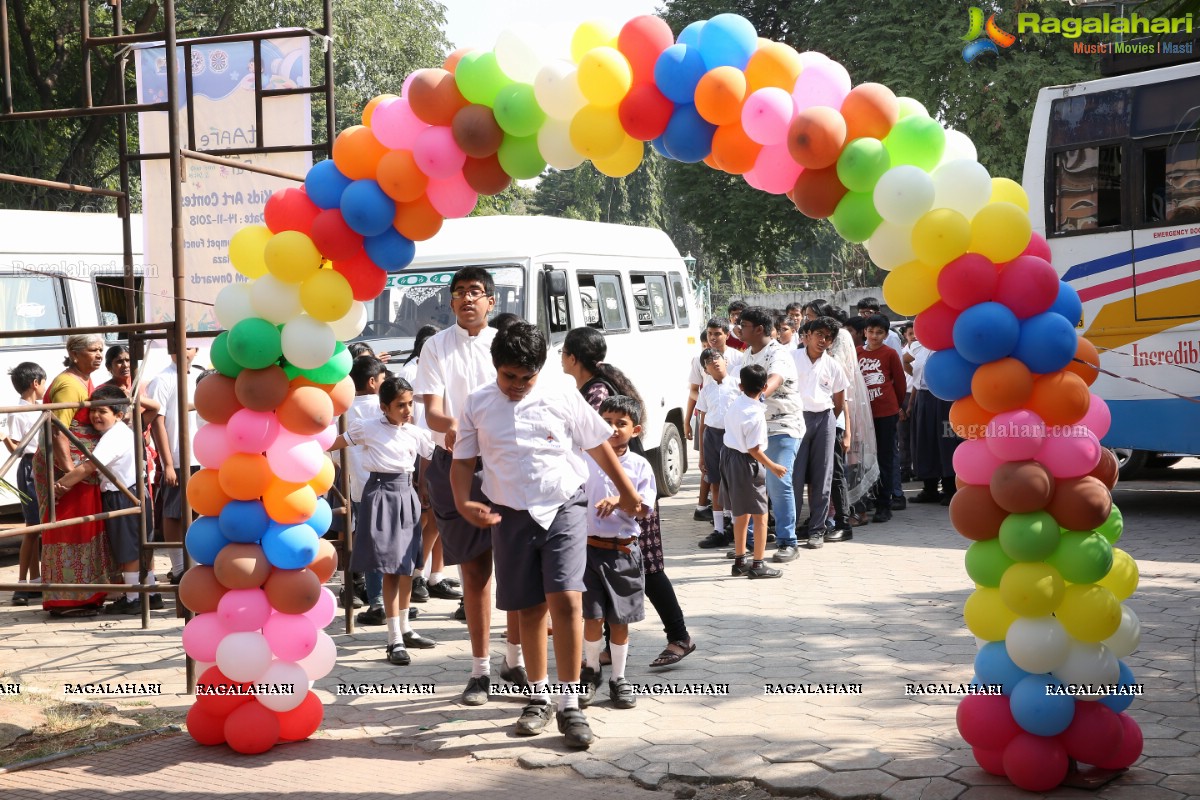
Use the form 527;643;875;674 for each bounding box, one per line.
2;463;1199;799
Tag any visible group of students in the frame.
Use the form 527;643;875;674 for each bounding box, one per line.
687;296;960;567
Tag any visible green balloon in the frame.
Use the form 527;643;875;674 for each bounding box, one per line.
830;190;882;244
210;331;242;378
965;538;1015;588
883;116;945;171
454;51;510;107
493;83;545;139
497;133;546;180
836;137;891;194
298;342;352;385
1047;531;1114;584
1096;505;1123;544
227;317;283;370
998;510;1061;562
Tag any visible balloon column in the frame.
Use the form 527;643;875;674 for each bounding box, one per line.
194;12;1143;778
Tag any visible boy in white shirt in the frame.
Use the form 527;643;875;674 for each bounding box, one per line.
685;318;743;521
695;348;742;549
452;321;642;749
4;362;47;605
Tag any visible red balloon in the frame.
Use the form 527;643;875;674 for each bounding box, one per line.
224;700;281;755
310;209;364;261
264;187;320;234
957;694;1022;751
277;691;325;742
618;83;674;141
186;703;228;746
194;666;252;717
1092;713;1143;770
995;256;1059;319
973;746;1007;776
938;253;998;311
1021;231;1053;262
617;15;675;84
914;301;960;351
333;250;388;301
1061;701;1123;766
1003;733;1070;792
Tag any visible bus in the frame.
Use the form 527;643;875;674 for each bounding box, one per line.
1022;61;1200;477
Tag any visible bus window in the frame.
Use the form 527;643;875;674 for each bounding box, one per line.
1053;145;1123;233
1049;89;1130;147
0;275;69;347
1142;140;1200;226
668;272;690;328
578;273;629;333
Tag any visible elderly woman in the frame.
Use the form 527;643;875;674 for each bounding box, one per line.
34;333;114;617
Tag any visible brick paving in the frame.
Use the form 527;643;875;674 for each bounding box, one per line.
2;462;1199;799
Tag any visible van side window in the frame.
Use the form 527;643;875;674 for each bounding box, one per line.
0;275;69;347
668;272;690;328
630;274;673;329
95;275;144;326
578;273;629;332
538;268;570;345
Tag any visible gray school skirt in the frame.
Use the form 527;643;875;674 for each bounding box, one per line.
582;538;645;625
720;447;768;517
351;472;422;575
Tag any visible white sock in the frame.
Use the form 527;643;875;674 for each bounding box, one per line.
531;678;549;704
169;549;185;575
724;509;733;523
713;517;725;533
583;637;604;670
146;571;158;588
471;656;490;678
610;642;629;681
123;571;139;601
506;641;524;668
557;684;579;711
695;503;709;511
386;616;402;646
399;613;413;636
429;571;444;586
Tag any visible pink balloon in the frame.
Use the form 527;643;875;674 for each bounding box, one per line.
401;71;419;97
792;53;851;112
938;253;998;311
1036;428;1102;479
953;438;1005;485
266;428;326;483
413;126;467;180
194;423;232;469
995;256;1058;319
370;97;428;149
217;588;273;632
182;612;229;663
985;410;1046;461
741;87;795;146
264;613;319;661
1003;732;1070;792
225;408;280;454
303;587;337;628
315;423;338;451
1078;394;1111;439
296;631;336;681
427;171;479;217
745;143;803;195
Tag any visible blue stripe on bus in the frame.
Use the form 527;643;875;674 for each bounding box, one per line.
1060;234;1200;283
1103;398;1200;455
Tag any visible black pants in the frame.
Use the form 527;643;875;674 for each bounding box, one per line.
646;569;689;643
829;427;849;527
873;414;898;511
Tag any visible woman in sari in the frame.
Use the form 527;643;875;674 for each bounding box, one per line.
35;333;114;617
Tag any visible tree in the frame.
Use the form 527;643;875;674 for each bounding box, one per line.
472;182;534;216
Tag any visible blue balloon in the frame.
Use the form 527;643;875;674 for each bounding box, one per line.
218;500;270;544
953;302;1020;365
650;135;673;160
340;179;396;237
974;641;1030;695
654;44;709;105
364;227;416;271
697;13;758;71
662;104;716;164
677;20;706;48
1012;312;1078;374
185;516;230;566
305;159;353;209
1010;674;1075;736
924;348;977;401
261;521;321;569
305;497;333;536
1098;660;1137;713
1048;280;1083;327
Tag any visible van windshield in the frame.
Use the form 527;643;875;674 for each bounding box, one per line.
0;275;68;347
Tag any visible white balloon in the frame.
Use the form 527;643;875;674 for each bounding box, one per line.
939;129;978;166
251;274;303;325
1006;616;1071;674
215;283;255;329
215;631;273;684
537;117;586;170
1051;640;1120;694
873;166;936;227
495;28;542;83
254;660;309;712
534;60;586;121
328;301;367;341
296;631;336;681
865;220;916;271
281;315;336;369
1102;605;1141;658
931;158;993;217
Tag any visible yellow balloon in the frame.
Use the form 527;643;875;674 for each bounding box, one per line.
910;208;970;267
969;201;1032;263
999;561;1065;617
571;21;617;63
1097;548;1139;601
299;268;354;322
264;230;323;284
991;177;1029;212
593;135;643;178
229;225;273;279
577;47;632;108
1054;583;1121;642
964;587;1018;642
569;104;624;160
882;260;940;316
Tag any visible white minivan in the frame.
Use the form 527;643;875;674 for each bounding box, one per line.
358;215;703;496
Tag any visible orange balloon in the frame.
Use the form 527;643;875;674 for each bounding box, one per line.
309;457;335;495
328;377;355;416
695;66;747;126
948;484;1008;541
745;41;803;92
264;480;318;525
331;125;389;181
178;565;229;614
789;166;847;219
443;47;473;73
703;153;720;170
393;196;444;241
1046;476;1112;531
407;68;469;127
187;469;232;517
218;453;274;501
787;106;847;169
711;122;762;174
278;386;335;436
308;539;339;583
361;94;397;127
376;150;428;203
213;543;272;590
263;568;322;615
1028;371;1090;427
194;374;242;425
463;154;513;196
840;83;899;142
1065;337;1100;386
949;395;995;440
971;357;1034;413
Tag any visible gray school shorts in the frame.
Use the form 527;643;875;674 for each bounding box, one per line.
582;540;645;625
160;465;200;520
491;489;587;612
720;447;768;517
425;446;494;567
702;426;725;490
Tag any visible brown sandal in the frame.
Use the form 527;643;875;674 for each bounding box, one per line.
650;639;696;668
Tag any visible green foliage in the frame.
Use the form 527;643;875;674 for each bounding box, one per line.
472;182;535;216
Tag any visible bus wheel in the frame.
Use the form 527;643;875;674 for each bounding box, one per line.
1113;448;1147;480
651;422;685;498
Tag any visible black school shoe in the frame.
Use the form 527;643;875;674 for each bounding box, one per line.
698;530;727;548
556;707;595;748
410;576;429;603
578;665;602;707
693;505;714;522
386;644;410;666
824;526;852;543
871;508;893;523
892;495;907;511
461;675;489;706
515;700;552;735
609;677;637;709
403;631;437;649
105;597;140;615
747;562;783;579
428;580;463;600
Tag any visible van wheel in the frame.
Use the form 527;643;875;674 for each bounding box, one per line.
650;423;684;497
1112;449;1147;480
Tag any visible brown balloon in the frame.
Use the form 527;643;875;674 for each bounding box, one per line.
213;543;272;589
308;539;339;584
463;154;513;196
1046;476;1112;531
235;365;290;412
452;104;505;158
178;565;229;614
407;68;468;127
990;460;1055;514
789;165;848;219
1088;447;1119;490
948;484;1009;541
193;374;242;424
328;376;355;416
264;568;322;615
787;106;847;169
277;386;335;435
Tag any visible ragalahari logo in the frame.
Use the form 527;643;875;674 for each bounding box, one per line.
962;7;1017;62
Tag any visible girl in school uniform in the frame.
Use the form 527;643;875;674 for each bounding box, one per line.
330;376;437;666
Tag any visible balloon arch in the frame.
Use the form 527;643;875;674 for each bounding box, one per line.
180;13;1143;790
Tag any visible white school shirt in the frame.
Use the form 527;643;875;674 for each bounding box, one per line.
688;347;743;389
885;328;903;354
411;324;497;450
584;450;656;538
793;348;850;413
906;341;929;391
146;362;198;464
344;394;383;501
92;420;136;492
456;381;613;529
6;398;41;455
398;358;427;428
343;416;434;475
741;340;805;439
723;393;768;455
695;375;740;430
